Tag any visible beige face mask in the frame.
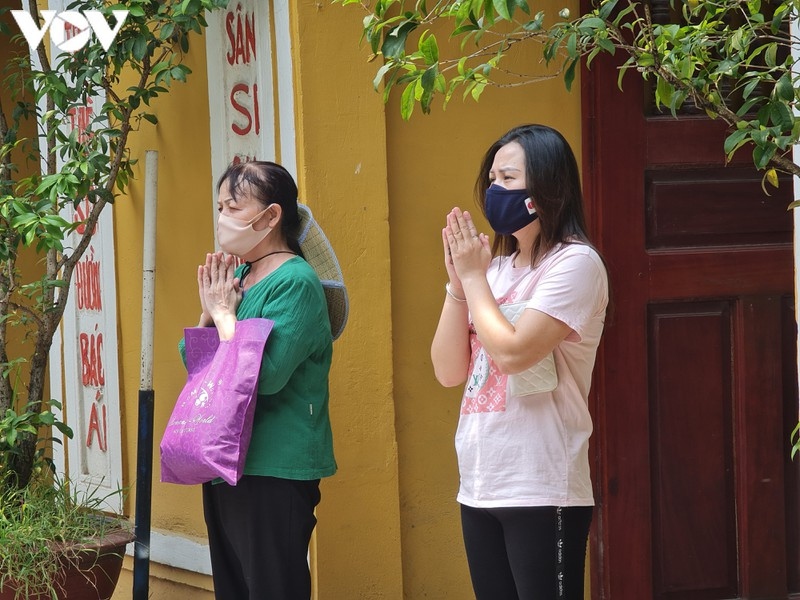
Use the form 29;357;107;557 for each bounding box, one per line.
216;206;272;257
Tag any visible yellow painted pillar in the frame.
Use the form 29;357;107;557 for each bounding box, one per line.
291;1;404;597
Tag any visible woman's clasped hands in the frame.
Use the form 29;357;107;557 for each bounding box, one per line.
197;251;241;340
442;207;491;299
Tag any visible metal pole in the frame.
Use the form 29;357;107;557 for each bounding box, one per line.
133;150;158;600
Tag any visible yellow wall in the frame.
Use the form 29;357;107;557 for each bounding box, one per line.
109;0;582;598
291;0;405;596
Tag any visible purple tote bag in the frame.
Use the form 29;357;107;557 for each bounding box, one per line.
160;318;274;486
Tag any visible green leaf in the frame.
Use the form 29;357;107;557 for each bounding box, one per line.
564;58;578;92
636;53;654;67
770;102;793;131
597;38;615;54
566;32;577;58
775;73;793;102
373;64;392;90
419;33;439;64
730;28;745;53
523;11;545;31
54;421;74;438
471;80;487;101
736;96;763;117
400;82;416;120
598;0;619;19
765;43;777;68
617;62;631;90
453;22;481;35
756;104;771;128
724;129;750;155
510;0;530;15
580;17;605;30
482;1;498;27
715;59;738;75
493;0;512;20
160;22;176;41
132;36;148;61
771;4;788;34
382;21;418;59
753;143;776;169
455;0;472;27
752;127;769;146
655;77;675;110
434;73;446;94
741;78;760;100
421;66;437;91
10;214;37;228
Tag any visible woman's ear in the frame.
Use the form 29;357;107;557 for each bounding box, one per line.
267;202;283;229
252;203;282;232
265;203;283;228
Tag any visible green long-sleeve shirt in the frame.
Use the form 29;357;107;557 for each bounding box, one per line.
179;257;336;480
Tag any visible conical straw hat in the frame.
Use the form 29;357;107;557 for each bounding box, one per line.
297;204;348;341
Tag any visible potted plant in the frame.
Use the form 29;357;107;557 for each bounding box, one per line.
0;454;134;600
0;0;225;597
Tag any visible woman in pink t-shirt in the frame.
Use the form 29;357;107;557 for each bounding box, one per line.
431;124;609;600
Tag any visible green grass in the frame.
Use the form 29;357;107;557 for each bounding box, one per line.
0;472;128;600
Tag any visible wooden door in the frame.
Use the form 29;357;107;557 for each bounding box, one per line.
581;24;800;600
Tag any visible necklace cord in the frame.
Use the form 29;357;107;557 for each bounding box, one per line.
240;250;297;286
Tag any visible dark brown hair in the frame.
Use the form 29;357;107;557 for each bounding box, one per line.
474;124;592;266
217;160;304;257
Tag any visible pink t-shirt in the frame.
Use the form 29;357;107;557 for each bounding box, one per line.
456;242;608;508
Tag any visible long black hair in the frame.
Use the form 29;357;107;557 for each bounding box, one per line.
474;124;592;266
216;160;304;258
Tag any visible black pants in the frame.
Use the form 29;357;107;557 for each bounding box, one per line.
202;476;321;600
460;504;593;600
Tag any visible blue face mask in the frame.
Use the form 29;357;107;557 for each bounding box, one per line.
484;184;538;235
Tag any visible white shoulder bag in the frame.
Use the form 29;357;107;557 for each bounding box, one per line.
498;302;559;395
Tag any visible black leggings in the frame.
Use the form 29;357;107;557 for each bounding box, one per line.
460;504;593;600
203;476;321;600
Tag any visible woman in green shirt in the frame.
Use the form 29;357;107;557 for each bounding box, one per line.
194;161;336;600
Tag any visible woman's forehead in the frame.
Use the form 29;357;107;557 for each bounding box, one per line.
496;141;524;160
219;177;257;202
491;141;525;170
